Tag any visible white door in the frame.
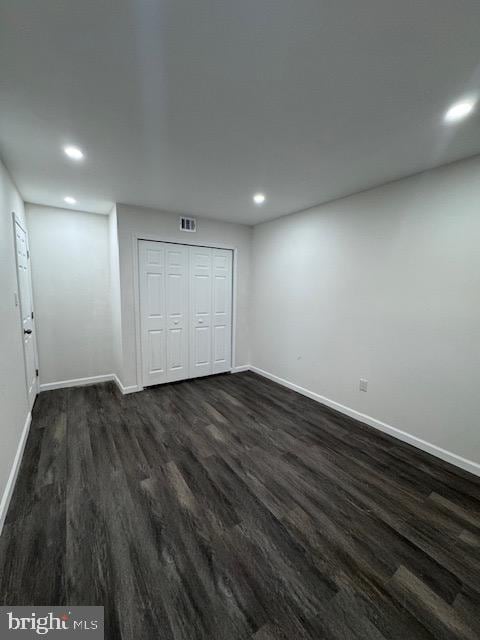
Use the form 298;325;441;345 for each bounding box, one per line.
139;240;232;387
212;249;233;374
139;241;189;386
14;218;38;410
140;241;167;386
189;246;213;377
165;244;188;382
189;246;233;377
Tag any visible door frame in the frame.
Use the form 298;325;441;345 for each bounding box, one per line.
133;233;238;391
12;212;39;406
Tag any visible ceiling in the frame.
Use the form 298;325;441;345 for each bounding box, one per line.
1;0;480;224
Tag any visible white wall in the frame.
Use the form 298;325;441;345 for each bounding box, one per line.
116;204;252;388
0;157;30;530
252;156;480;472
108;205;123;383
27;204;113;385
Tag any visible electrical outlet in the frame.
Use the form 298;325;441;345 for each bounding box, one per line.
359;378;368;392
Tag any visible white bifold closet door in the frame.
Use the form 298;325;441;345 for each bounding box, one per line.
139;242;189;385
190;246;233;377
139;241;232;387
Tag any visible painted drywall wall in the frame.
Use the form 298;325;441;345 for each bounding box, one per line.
252;156;480;469
27;204;113;385
0;157;31;530
116;204;252;388
108;205;123;383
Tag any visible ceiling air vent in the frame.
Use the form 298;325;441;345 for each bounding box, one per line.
180;216;197;232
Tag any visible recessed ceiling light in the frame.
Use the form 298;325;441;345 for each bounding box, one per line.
63;145;84;160
253;193;266;205
64;196;76;205
444;98;477;123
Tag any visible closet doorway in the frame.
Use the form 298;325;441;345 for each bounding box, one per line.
138;240;233;387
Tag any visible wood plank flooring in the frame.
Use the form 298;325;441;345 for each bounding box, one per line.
0;371;479;639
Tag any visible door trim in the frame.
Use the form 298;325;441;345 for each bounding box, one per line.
12;212;39;406
133;233;238;390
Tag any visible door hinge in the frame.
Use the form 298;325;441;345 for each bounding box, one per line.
31;311;34;319
27;250;30;259
35;369;39;377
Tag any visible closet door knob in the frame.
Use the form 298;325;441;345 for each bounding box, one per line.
24;329;32;335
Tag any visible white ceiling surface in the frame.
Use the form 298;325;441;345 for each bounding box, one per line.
1;1;480;223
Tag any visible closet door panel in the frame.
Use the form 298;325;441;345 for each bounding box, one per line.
165;244;188;381
139;241;167;386
189;246;213;377
212;249;233;373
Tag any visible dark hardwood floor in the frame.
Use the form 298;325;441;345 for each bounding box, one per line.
0;371;479;639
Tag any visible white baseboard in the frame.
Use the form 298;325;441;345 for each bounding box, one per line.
250;366;480;478
39;374;115;392
0;411;32;536
39;373;142;395
231;364;251;374
113;375;142;395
